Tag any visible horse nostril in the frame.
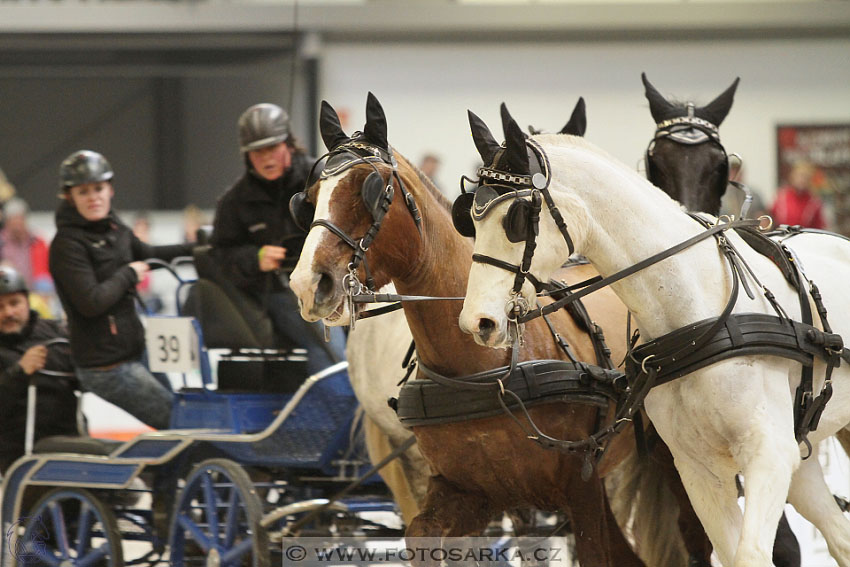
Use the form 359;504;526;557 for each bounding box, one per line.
316;272;335;304
478;318;496;339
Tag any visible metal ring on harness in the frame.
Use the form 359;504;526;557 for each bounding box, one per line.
758;215;774;231
641;354;657;374
506;294;530;321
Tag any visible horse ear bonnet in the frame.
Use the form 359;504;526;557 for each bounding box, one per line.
503;200;531;243
559;97;587;137
319;100;351;150
697;77;740;127
363;92;389;150
289;192;314;232
452;192;476;237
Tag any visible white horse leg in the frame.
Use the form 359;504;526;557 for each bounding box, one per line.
673;456;742;566
787;444;850;566
733;422;799;567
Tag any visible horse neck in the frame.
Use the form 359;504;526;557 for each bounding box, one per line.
383;167;511;374
552;143;733;339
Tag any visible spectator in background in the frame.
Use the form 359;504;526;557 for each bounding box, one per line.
1;198;52;295
182;204;209;244
770;160;826;229
418;153;442;191
0;267;80;474
0;167;15;209
49;150;192;430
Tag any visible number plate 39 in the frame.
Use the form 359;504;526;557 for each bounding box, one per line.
144;317;200;373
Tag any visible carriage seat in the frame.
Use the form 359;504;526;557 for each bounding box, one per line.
183;245;276;349
181;246;308;393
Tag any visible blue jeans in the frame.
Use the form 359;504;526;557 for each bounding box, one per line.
267;290;347;376
76;361;173;430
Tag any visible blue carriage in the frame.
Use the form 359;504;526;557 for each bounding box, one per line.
0;254;401;566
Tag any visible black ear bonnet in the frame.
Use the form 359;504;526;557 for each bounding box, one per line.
643;74;738;200
454;99;585;240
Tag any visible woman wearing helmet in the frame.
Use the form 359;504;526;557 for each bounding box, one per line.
209;103;345;375
48;150;193;429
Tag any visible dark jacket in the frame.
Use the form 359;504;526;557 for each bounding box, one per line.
210;151;314;296
0;311;78;473
49;201;193;368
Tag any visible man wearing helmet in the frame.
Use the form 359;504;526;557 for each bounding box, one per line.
210;103;345;374
0;267;79;473
49;150;193;429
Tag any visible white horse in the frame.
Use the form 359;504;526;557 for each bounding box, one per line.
347;302;430;525
458;108;850;567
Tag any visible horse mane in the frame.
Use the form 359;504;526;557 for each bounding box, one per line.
533;133;646;182
531;133;688;213
395;152;452;212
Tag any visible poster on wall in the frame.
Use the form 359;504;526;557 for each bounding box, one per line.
776;124;850;236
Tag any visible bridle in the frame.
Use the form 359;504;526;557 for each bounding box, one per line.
289;136;422;327
456;139;578;334
645;103;731;204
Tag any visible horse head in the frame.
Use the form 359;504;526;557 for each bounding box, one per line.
289;93;426;325
457;100;588;347
642;73;739;215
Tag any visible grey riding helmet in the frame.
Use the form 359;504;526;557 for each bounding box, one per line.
59;150;114;189
238;103;290;153
0;266;27;296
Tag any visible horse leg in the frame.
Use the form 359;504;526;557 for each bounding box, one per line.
673;456;742;567
787;444;850;566
734;427;799;567
772;512;801;567
565;470;643;567
652;438;714;566
406;475;497;567
602;484;647;567
363;417;424;524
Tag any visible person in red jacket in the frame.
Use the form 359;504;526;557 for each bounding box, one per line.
770;161;827;229
1;198;52;294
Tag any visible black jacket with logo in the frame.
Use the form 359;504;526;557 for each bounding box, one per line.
49;201;192;368
0;311;78;473
210;151;314;295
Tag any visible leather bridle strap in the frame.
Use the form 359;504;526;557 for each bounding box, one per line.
518;218;762;324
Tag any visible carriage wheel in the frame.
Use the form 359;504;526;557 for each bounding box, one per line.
18;487;124;567
169;459;269;567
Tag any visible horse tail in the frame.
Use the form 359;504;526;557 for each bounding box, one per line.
606;447;689;567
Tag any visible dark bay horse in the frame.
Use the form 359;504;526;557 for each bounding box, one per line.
289;93;665;567
641;73;802;567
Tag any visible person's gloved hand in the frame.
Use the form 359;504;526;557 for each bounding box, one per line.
19;345;47;375
259;245;287;272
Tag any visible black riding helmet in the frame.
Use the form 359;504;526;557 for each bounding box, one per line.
0;266;28;296
59;150;114;190
238;103;291;153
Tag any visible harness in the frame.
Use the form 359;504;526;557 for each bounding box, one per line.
455;139;846;454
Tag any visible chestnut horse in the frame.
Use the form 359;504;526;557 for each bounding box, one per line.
290;93;659;567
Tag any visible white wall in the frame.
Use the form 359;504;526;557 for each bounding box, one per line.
321;38;850;205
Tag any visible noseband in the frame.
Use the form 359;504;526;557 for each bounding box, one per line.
289;137;422;326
